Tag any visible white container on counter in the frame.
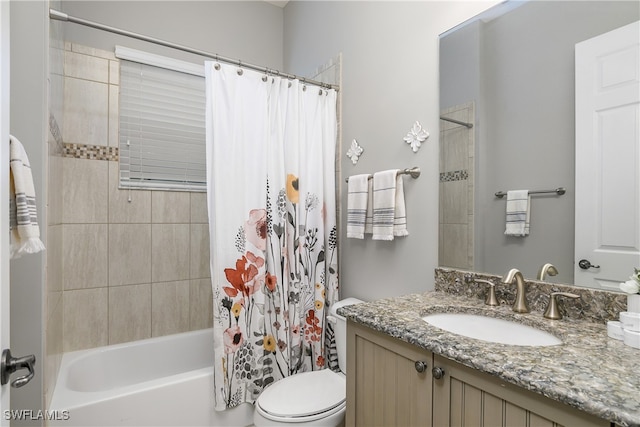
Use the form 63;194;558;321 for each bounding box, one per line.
607;321;625;340
620;311;640;332
623;328;640;349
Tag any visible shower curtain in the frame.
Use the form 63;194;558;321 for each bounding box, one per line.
205;62;339;410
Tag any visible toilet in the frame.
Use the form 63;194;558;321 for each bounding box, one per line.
253;298;363;427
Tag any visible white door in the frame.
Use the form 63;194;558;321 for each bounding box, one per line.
575;21;640;290
0;0;10;421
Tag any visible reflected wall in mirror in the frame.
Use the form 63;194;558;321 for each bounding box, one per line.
438;0;639;287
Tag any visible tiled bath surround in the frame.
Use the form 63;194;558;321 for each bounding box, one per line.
435;267;627;324
57;43;213;353
439;102;474;270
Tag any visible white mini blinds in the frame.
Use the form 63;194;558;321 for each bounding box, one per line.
117;46;206;191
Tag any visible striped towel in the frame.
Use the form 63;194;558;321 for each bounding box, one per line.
504;190;530;236
9;135;45;259
372;169;408;240
346;174;371;239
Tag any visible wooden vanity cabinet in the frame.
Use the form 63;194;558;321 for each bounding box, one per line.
346;321;433;427
347;321;611;427
432;354;609;427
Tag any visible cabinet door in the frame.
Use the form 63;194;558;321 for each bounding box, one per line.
432;354;610;427
346;321;433;427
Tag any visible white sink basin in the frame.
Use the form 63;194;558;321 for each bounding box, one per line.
422;313;562;346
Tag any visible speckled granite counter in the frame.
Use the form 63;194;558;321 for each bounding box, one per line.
339;292;640;427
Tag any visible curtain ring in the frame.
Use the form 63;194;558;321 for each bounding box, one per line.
237;60;243;76
262;68;268;82
214;54;220;70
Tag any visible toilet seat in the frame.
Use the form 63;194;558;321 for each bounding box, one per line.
255;369;345;422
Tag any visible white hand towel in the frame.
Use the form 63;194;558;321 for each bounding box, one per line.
9;135;45;258
347;174;371;239
393;174;408;237
504;190;530;237
372;169;408;240
364;178;373;236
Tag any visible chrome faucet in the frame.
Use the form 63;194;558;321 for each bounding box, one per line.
502;268;530;313
537;263;558;281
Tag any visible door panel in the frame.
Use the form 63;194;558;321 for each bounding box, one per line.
575;21;640;289
1;0;11;421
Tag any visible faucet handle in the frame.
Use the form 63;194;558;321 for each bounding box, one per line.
544;292;579;320
474;279;498;306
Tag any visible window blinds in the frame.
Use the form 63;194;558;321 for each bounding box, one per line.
119;57;206;191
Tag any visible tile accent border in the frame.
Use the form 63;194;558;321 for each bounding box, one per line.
434;267;627;324
439;169;468;182
63;142;118;161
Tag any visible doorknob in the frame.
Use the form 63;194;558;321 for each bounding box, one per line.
1;349;35;388
578;259;600;270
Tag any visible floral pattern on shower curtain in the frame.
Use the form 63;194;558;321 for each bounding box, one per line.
205;62;339;410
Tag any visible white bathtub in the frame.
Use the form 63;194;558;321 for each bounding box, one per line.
49;329;253;427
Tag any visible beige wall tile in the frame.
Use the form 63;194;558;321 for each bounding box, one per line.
108;162;151;223
151;224;190;282
151;191;191;223
108;84;119;147
62;157;108;223
109;284;151;344
190;192;208;224
190;224;210;279
64;51;109;83
63;77;108;146
109;224;152;286
63;224;108;290
70;43;116;61
63;288;108;352
442;224;470;270
152;281;190;337
48;153;63;226
47;224;63;293
442;180;468;225
44;294;63;408
109;60;120;86
190;279;213;330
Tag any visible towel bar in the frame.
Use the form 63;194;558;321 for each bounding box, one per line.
345;167;420;183
495;187;566;198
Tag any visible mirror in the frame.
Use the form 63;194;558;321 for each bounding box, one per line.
438;1;639;286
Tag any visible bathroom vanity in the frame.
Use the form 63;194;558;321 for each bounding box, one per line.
341;271;639;427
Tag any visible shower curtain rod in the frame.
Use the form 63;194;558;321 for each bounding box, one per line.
439;116;473;128
49;9;338;91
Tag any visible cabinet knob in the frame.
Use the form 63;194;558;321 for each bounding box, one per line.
414;361;428;373
432;366;445;380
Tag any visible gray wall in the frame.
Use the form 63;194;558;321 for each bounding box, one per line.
283;1;499;301
10;1;48;422
61;1;284;70
441;1;639;282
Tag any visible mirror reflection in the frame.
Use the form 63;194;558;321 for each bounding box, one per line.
438;0;639;287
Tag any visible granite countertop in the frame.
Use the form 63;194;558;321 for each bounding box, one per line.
339;291;640;427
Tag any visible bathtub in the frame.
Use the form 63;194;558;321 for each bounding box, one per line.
49;329;253;427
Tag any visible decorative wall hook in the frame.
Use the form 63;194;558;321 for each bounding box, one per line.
404;121;429;153
346;139;364;165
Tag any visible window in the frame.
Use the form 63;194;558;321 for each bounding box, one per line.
116;46;206;191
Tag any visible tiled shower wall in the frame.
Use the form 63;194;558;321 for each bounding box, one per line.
59;43;213;353
439;102;475;270
45;1;65;408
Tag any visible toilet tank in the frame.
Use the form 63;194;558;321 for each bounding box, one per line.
329;298;364;374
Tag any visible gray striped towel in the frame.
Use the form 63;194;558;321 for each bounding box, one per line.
372;169;408;240
347;174;371;239
504;190;530;236
9;135;45;259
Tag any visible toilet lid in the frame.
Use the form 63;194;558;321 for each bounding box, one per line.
258;369;345;418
